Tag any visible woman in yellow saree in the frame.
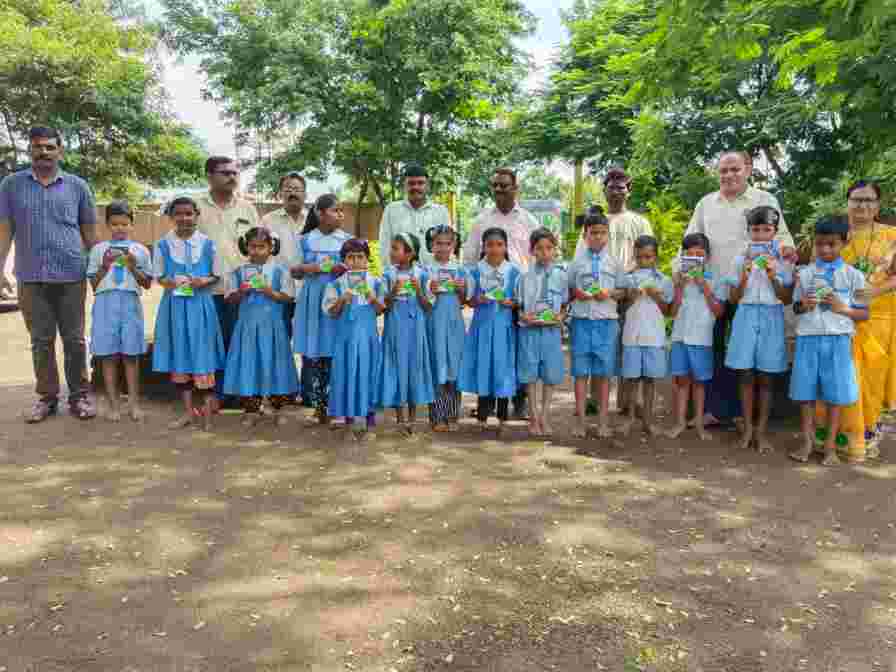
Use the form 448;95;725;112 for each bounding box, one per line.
818;181;896;462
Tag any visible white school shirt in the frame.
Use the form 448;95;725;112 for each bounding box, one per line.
515;262;569;315
87;240;152;295
224;259;295;297
621;268;674;347
295;228;352;274
260;207;307;266
685;187;794;283
574;210;653;271
152;231;223;279
566;246;623;320
670;275;729;347
425;260;474;302
731;240;794;305
378;200;451;267
792;262;866;337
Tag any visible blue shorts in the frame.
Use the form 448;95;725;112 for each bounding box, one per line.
518;326;566;385
570;318;619;378
621;345;667;380
725;304;788;373
90;290;146;357
789;334;858;406
668;342;713;382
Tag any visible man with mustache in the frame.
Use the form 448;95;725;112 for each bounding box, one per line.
378;164;452;267
261;172;308;337
0;127;98;422
194;156;259;404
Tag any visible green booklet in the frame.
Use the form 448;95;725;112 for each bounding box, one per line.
319;257;335;273
486;287;505;301
174;284;194;297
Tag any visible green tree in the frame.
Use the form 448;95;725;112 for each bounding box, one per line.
162;0;535;205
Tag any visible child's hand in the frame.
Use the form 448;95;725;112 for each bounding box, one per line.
367;291;379;305
468;294;483;307
429;279;440;294
825;292;848;314
123;253;138;271
644;286;663;303
764;256;778;278
190;276;206;289
741;259;753;280
454;278;466;294
499;299;515;308
174;274;190;287
409;276;421;293
802;294;819;311
331;263;347;277
573;288;593;301
520;311;535;324
593;288;610;301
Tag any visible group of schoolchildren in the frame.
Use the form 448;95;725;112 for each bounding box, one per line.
87;193;868;464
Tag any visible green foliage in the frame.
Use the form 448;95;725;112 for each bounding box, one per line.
163;0;535;203
519;165;569;202
646;195;688;276
0;0;206;193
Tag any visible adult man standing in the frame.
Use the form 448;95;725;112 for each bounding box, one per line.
685;150;796;426
261;171;308;265
194;156;258;402
379;165;451;267
0;127;98;422
462;167;539;270
574;167;652;269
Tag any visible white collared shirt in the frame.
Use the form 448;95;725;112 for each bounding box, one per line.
295;228;352;269
686;187;794;282
621;269;674;347
516;262;569;315
670;276;729;346
260;207;307;266
152;230;221;277
566;246;623;320
462;204;540;271
793;263;866;336
732;241;794;305
195;192;259;294
574;209;653;271
87;240;152;295
378;200;452;267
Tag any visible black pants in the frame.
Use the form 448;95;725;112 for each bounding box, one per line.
304;357;332;415
705;302;743;421
430;383;461;424
477;396;509;422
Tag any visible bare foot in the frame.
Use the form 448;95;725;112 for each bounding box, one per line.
106;409;121;423
572;421;587;439
528;418;542;437
352;429;368;442
738;427;754;451
241;414;257;428
129;406;144;423
168;414;193;430
695;427;711;441
754;433;774;455
617;418;634;438
202;413;213;432
666;423;686;439
542;420;553;437
646;424;660;437
789;439;813;463
821;450;841;466
595;423;613;439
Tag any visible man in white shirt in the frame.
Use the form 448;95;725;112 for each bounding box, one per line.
685;150;796;427
574;167;652;270
462;167;539;270
194;156;259;401
378;165;452;267
261;172;308;340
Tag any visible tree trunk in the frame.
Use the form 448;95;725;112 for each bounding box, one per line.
356;177;369;237
761;145;786;182
371;178;387;209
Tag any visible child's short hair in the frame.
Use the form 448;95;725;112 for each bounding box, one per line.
480;227;509;260
583;206;609;231
425;224;459;255
393;232;421;262
106;200;134;222
814;214;849;241
165;196;200;216
681;232;711;255
633;235;658;253
238;226;280;257
341;238;370;260
529;227;557;251
745;205;781;231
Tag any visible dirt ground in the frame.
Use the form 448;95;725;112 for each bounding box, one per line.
2;292;896;671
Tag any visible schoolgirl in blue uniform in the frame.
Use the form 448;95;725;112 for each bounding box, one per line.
619;235;673;437
381;232;435;434
152;196;225;431
424;225;470;432
459;227;521;435
666;233;727;441
222;227;299;427
516;227;568;437
290;193;351;425
789;215;868;466
324;239;386;440
87;200;152;423
726;206;794;453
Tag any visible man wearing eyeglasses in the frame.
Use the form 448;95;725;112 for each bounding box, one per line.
461;167;539;270
378;164;452;267
261;172;308;266
194;156;259;402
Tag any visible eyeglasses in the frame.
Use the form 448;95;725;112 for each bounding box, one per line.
214;170;239;177
491;182;514;191
849;197;879;206
281;188;305;194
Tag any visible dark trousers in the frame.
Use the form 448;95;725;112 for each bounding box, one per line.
705;302;743;422
477;396;509;422
19;282;87;401
430;383;461;424
213;295;239;397
284;301;296;341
